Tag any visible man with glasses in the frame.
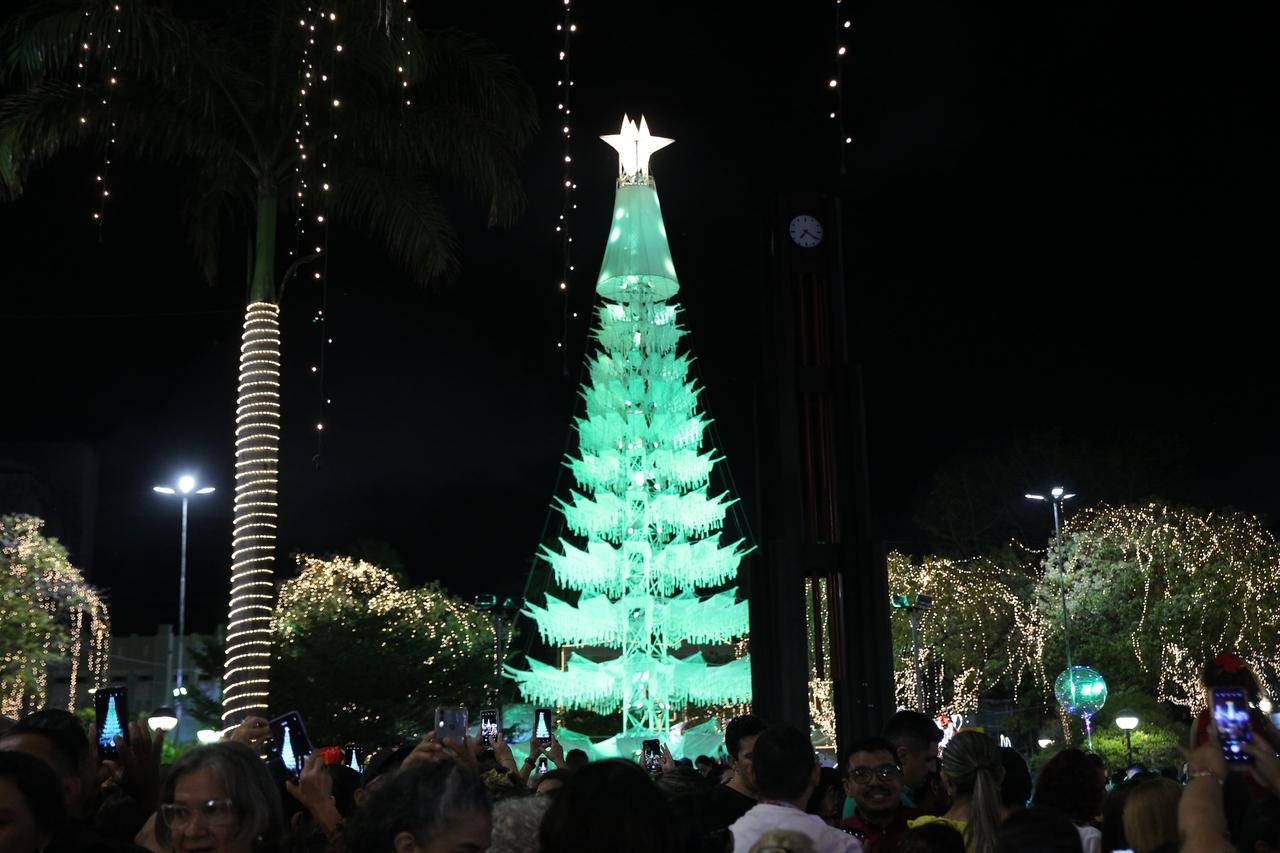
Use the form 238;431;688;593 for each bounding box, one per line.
838;736;918;853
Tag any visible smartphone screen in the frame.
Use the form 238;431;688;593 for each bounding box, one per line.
268;712;313;782
94;687;129;760
480;709;500;746
642;738;662;774
344;743;366;773
1212;687;1253;764
435;706;468;743
534;707;554;745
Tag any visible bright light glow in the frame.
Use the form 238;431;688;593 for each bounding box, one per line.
1025;493;1045;501
196;487;216;495
600;115;673;182
1115;712;1139;730
1261;698;1274;714
148;707;178;732
1038;738;1054;749
178;476;196;494
1051;487;1064;497
154;486;176;495
196;729;220;744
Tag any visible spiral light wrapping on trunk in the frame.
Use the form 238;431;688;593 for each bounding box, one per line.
222;301;280;724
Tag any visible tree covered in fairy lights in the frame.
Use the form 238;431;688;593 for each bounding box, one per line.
0;515;109;718
889;501;1280;720
272;554;498;745
506;117;751;740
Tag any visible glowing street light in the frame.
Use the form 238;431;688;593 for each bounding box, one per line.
1116;710;1139;767
148;706;178;732
154;473;217;738
1037;738;1055;749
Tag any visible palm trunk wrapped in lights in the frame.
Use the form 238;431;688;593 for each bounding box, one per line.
222;300;280;724
507;117;752;741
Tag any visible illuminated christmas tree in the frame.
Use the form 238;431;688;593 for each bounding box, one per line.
101;694;124;744
507;117;752;739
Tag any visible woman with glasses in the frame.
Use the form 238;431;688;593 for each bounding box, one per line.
155;742;284;853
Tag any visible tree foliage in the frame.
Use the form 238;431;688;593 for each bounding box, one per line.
0;514;109;717
271;555;498;746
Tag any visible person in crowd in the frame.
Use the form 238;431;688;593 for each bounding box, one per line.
1181;721;1280;852
806;767;844;825
881;712;943;811
1097;782;1131;853
696;755;716;777
488;795;550;853
1030;749;1104;853
520;737;568;785
993;807;1082;853
838;736;916;853
728;724;862;853
895;823;965;853
344;759;490;853
906;731;1003;853
1120;778;1179;853
0;709;99;820
0;749;66;853
709;715;770;831
539;759;676;853
532;769;572;796
563;749;588;772
155;742;284;853
995;748;1030;818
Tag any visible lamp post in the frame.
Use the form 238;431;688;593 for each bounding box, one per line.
890;593;934;710
154;474;216;736
148;706;178;733
1025;487;1076;671
1116;711;1139;767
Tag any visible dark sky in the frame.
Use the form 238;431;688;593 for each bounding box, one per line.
2;1;1274;634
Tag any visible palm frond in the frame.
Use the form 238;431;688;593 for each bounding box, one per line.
325;162;459;287
182;158;253;286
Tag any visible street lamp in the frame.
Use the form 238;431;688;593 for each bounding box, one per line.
890;593;933;710
1037;737;1055;749
154;473;216;737
1025;487;1077;671
148;706;179;733
1116;710;1139;767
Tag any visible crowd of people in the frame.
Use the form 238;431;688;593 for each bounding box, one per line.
1;656;1278;853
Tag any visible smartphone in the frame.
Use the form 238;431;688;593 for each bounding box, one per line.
268;711;314;782
642;738;662;774
94;687;129;760
345;743;366;773
480;709;500;747
1211;687;1253;765
534;707;555;745
435;706;468;743
535;754;549;774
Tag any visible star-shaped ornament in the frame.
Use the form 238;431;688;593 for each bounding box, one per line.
601;114;673;179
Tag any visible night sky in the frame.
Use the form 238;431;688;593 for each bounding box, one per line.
2;1;1274;635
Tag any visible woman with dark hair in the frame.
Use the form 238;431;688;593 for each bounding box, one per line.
538;759;676;853
907;731;1004;853
0;749;66;853
995;807;1082;853
343;761;491;853
1029;749;1103;853
155;742;285;853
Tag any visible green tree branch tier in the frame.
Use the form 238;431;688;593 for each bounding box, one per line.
506;117;752;739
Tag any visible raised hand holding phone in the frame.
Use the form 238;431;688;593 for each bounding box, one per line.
1210;687;1253;765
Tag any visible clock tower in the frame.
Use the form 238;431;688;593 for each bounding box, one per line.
751;192;895;744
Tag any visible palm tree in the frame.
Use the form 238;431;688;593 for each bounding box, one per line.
0;0;537;725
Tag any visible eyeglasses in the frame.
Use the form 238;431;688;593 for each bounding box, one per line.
847;763;902;784
159;799;238;829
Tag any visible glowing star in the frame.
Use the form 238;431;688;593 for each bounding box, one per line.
601;114;673;180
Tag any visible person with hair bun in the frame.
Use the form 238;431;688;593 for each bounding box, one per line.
1030;749;1103;853
906;731;1004;853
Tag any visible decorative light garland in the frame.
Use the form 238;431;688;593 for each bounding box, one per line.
830;0;852;171
0;515;110;718
553;0;579;361
223;302;281;724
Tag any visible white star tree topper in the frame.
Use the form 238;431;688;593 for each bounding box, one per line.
601;114;674;180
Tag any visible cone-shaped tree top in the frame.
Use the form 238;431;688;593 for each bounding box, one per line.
597;116;679;302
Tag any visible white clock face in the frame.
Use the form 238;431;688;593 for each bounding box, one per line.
789;214;823;248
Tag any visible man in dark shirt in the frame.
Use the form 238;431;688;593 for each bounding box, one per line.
839;736;918;853
882;710;942;810
707;714;768;831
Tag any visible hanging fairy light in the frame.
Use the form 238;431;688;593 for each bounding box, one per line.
831;0;852;174
223;303;281;725
554;0;578;362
